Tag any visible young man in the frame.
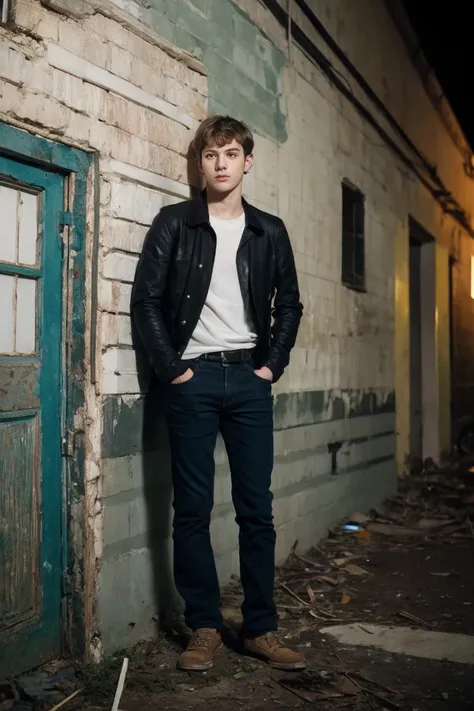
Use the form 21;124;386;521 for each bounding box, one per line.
131;116;304;671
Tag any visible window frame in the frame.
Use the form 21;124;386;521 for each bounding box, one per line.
341;179;366;293
1;0;10;23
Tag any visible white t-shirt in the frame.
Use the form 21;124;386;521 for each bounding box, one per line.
183;213;257;359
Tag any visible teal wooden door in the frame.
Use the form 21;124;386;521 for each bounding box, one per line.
0;156;64;674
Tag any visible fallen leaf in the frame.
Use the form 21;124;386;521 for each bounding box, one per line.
354;530;371;539
341;592;351;605
333;557;350;566
316;575;338;586
234;671;247;680
307;585;315;604
332;675;360;696
430;572;450;577
343;563;369;576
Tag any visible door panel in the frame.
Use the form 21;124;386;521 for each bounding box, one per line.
0;157;64;674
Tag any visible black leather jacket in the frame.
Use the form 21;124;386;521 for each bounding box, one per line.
130;191;303;384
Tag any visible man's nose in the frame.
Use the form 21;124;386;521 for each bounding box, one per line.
216;154;227;170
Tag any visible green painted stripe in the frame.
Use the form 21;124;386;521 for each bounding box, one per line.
274;389;396;431
0;263;42;278
0;409;38;421
102;532;155;562
102;391;396;459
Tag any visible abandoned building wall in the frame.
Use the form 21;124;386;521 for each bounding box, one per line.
1;0;473;661
1;0;207;660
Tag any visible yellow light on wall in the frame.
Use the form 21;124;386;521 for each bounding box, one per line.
472;255;474;299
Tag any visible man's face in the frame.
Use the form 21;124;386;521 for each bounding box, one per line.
200;139;253;194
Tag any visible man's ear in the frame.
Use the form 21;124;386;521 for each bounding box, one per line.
244;153;253;175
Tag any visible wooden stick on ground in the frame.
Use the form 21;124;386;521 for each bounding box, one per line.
111;658;129;711
295;553;324;568
397;610;434;628
49;689;83;711
352;671;400;695
345;674;401;710
280;582;310;607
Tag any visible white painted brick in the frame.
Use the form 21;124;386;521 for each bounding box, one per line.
109;180;165;225
0;45;27;85
57;18;90;58
102;347;140;394
47;44;197;130
109;161;190;200
37;13;60;41
102;372;141;395
101;217;148;253
64;109;91;143
107;43;132;82
103;347;137;375
50;69;86;113
98;91;191;157
90;121;190;183
13;0;42;31
9;88;70;131
101;313;132;347
99;278;132;314
102;252;138;283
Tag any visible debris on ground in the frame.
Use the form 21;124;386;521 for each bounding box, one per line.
4;460;474;711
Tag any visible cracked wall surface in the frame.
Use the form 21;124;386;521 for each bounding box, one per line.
1;0;473;659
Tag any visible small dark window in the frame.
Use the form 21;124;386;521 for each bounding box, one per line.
1;0;10;23
341;181;365;291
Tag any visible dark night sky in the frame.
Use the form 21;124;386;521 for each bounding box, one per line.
401;2;474;150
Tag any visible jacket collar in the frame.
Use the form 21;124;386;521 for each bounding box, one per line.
187;189;264;234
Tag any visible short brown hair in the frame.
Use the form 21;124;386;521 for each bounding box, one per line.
192;115;254;159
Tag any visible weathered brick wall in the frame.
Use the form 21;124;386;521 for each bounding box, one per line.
2;0;473;660
1;0;207;658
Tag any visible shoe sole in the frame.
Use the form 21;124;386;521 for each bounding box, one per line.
177;642;223;672
268;660;307;670
244;648;307;670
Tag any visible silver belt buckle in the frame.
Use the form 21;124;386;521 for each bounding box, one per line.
221;351;227;363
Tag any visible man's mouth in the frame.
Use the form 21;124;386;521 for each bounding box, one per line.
215;175;229;181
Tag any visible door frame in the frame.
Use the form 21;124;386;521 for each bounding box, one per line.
0;122;93;663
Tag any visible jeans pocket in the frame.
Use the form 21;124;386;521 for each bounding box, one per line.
170;359;200;387
244;362;272;384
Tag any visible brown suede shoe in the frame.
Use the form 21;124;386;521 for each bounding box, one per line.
244;633;307;670
177;629;223;671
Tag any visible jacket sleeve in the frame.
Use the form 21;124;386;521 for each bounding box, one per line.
130;209;190;384
264;220;303;382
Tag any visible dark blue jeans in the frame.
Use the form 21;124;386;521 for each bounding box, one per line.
165;359;277;637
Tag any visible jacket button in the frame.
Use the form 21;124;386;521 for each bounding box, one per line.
198;264;203;268
181;320;186;325
186;294;190;299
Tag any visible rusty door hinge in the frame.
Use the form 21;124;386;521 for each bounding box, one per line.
61;429;76;457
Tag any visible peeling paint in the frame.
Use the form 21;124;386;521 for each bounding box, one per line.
274;388;396;432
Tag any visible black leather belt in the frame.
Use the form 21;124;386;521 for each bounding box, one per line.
199;348;255;363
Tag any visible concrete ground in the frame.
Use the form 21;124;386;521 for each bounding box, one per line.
6;462;474;711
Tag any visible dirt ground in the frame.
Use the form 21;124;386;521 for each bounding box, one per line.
4;462;474;711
